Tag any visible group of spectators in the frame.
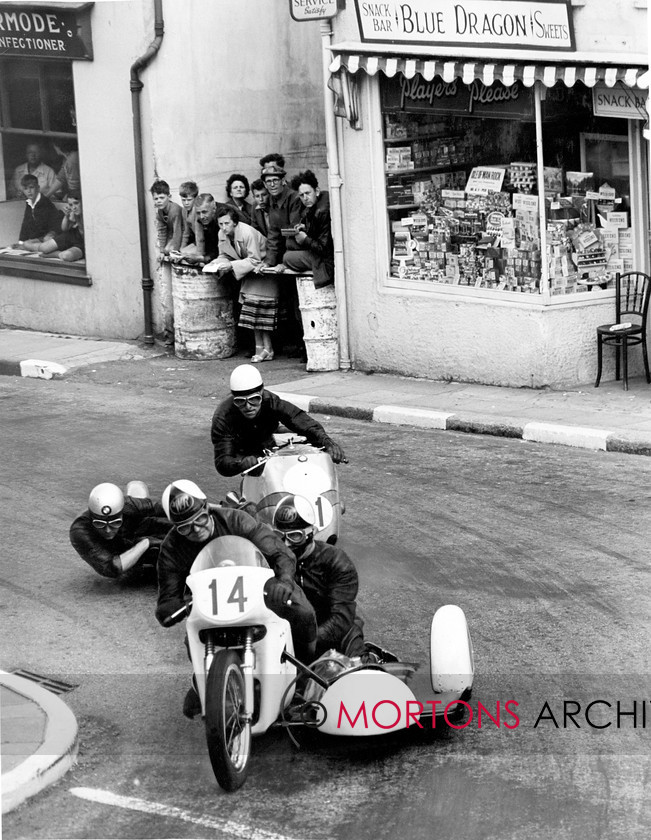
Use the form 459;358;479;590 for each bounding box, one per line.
10;139;84;262
151;153;335;361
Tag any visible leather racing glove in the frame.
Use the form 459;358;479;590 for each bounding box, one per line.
264;576;294;608
324;440;347;464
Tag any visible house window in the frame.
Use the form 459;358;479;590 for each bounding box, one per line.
0;58;87;283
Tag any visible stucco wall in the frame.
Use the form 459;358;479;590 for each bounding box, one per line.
0;0;327;340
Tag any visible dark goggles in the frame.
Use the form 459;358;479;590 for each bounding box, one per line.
92;517;123;530
233;394;263;409
176;511;211;536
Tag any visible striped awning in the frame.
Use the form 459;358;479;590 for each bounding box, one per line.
329;54;649;89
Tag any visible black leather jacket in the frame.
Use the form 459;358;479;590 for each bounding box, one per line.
210;389;334;477
155;506;296;626
70;497;170;579
296;540;359;653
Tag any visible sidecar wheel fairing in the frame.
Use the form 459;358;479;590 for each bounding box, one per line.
205;650;251;792
429;605;474;696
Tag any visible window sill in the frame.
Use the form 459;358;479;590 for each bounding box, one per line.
0;253;90;286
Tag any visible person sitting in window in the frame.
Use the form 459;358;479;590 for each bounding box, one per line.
38;192;84;262
16;173;62;252
44;139;81;199
11;142;57;200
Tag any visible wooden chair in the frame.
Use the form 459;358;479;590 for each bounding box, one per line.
595;271;651;390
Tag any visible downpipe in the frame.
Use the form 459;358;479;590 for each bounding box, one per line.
130;0;164;345
320;20;351;370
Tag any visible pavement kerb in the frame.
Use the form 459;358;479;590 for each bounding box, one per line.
270;389;651;457
1;671;79;815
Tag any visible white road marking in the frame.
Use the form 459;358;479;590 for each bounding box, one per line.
69;787;303;840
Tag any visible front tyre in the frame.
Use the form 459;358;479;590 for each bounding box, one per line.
205;649;251;792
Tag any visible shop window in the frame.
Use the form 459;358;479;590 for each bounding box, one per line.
0;58;86;284
381;75;635;297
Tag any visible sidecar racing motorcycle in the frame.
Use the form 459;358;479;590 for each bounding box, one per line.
184;535;474;792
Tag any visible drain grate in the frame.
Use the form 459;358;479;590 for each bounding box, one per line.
11;669;78;695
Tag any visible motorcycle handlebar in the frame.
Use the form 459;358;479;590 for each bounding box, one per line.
239;441;349;475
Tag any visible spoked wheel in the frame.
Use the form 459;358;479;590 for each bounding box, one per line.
205;649;251;792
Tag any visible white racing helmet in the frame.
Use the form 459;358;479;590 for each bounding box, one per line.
88;483;124;518
230;364;263;396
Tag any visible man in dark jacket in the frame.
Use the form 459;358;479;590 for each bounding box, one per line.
18;173;62;251
70;482;170;579
260;162;303;269
156;479;318;721
272;494;365;657
283;170;334;289
211;363;346;477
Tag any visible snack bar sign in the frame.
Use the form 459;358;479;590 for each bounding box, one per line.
356;0;574;50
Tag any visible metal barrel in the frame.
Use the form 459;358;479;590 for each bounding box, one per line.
296;277;339;371
171;264;236;360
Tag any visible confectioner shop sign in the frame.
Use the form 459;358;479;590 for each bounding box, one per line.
0;4;92;58
355;0;574;50
383;74;535;119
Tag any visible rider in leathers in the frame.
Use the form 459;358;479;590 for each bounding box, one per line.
211;364;346;477
70;482;170;579
156;480;318;665
272;495;365;658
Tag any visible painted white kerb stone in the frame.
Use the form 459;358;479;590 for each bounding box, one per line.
268;391;313;411
373;405;454;429
19;359;67;379
522;422;609;451
1;671;79;814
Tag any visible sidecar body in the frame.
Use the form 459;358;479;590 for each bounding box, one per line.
299;605;475;737
242;438;342;543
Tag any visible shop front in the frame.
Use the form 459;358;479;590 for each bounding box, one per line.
0;0;327;340
325;0;649;387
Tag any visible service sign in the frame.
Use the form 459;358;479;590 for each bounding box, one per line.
290;0;339;21
592;83;647;120
355;0;574;50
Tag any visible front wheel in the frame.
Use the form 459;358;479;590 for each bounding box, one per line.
205;649;251;792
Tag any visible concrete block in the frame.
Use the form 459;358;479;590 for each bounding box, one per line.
19;359;67;380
